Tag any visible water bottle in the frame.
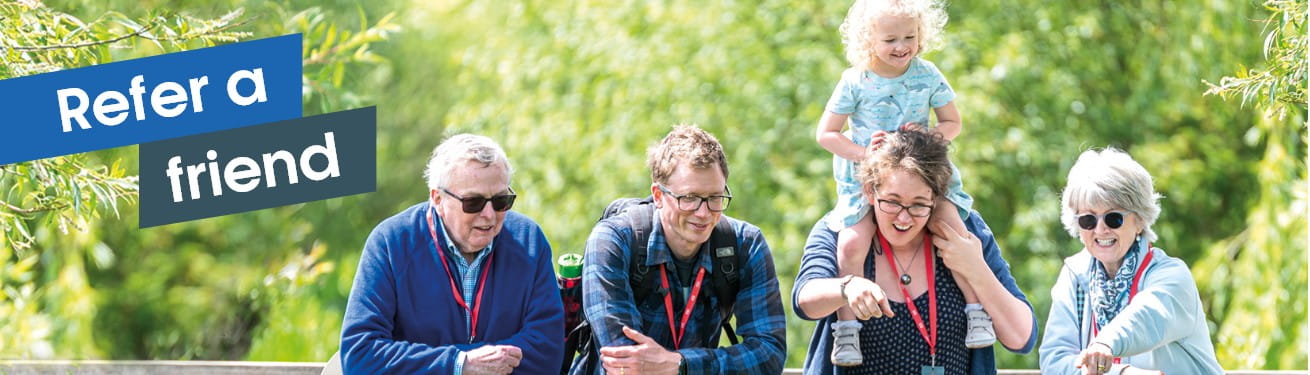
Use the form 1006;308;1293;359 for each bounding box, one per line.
558;253;584;338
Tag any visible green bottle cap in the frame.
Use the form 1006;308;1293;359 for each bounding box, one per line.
558;253;583;278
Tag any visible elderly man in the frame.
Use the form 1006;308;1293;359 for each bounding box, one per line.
568;125;787;375
341;134;563;374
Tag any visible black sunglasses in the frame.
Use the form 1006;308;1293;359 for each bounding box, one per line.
1077;211;1125;230
440;187;516;213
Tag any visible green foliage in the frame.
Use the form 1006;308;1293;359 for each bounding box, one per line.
0;0;396;360
1;0;1303;370
0;2;248;357
1205;0;1308;121
1195;0;1307;369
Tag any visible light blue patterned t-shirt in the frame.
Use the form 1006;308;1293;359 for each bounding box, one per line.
823;57;972;230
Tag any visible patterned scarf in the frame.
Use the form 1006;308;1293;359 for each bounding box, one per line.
1090;238;1142;330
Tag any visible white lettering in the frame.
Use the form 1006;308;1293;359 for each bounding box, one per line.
150;81;189;118
261;150;298;188
301;132;339;181
54;73;215;131
226;68;267;106
223;157;262;193
164;132;341;201
57;88;91;132
92;91;130;126
166;156;185;203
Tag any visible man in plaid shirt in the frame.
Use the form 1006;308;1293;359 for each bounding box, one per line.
570;125;786;375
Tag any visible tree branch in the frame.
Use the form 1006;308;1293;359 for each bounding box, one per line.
11;28;147;51
0;200;67;215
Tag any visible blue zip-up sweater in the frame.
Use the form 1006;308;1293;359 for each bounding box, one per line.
341;202;564;374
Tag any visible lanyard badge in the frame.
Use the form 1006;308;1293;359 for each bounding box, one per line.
427;205;495;344
879;232;943;375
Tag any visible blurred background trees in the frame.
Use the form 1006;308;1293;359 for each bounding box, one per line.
1;0;1304;370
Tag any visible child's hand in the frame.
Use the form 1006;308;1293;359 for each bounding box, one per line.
899;122;925;132
865;130;890;154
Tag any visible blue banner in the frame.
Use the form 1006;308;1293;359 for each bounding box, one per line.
0;34;302;165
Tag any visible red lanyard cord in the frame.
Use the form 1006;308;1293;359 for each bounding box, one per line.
1090;244;1155;363
880;232;937;358
659;264;706;350
427;206;495;344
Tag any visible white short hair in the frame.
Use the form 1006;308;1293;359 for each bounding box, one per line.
1060;147;1163;241
424;134;513;190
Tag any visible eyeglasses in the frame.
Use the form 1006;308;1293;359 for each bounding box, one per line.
1076;211;1126;230
656;185;732;212
875;198;934;217
440;187;516;213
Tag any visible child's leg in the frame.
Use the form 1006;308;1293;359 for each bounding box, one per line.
930;198;995;348
831;214;876;366
835;214;875;319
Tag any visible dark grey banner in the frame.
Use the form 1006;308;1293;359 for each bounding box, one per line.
139;106;376;227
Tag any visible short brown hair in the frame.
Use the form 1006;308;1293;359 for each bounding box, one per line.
855;128;951;199
647;125;729;185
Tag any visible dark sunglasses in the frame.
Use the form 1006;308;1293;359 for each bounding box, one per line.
1077;211;1125;230
440;187;516;213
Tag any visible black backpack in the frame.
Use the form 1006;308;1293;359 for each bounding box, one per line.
560;196;745;375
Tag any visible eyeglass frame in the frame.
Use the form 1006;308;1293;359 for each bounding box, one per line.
1076;211;1127;230
873;197;935;218
439;186;517;214
655;184;732;212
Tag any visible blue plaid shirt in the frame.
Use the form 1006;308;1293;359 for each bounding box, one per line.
577;208;786;374
432;206;494;375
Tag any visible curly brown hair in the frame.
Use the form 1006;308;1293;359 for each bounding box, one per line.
647;124;729;185
855;128;951;199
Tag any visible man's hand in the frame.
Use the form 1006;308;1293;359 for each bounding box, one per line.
462;345;523;375
598;326;681;375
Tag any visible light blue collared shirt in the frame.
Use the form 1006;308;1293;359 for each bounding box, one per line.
431;205;494;375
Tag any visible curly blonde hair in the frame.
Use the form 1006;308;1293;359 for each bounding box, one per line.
839;0;949;70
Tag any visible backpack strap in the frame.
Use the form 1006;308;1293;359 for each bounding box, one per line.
624;202;661;307
626;203;744;346
708;217;742;345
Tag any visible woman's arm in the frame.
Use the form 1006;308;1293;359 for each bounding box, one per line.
793;216;893;321
797;275;894;321
1092;257;1202;357
1039;264;1089;375
931;219;1035;350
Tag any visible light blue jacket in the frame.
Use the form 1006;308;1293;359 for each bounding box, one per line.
1039;243;1223;374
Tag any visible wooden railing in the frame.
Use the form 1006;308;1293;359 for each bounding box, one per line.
0;361;1304;374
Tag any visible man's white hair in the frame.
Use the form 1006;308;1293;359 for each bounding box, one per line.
424;134;513;190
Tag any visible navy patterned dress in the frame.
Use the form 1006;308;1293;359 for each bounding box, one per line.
848;253;970;374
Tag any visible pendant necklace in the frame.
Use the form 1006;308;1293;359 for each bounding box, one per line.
893;247;920;285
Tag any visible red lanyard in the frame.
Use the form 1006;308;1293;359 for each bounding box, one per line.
427;206;495;344
1091;244;1155;363
659;264;706;350
880;232;937;359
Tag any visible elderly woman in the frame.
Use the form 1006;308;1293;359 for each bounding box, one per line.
1039;148;1223;374
792;129;1037;374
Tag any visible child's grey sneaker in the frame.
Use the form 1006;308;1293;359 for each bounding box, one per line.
831;320;864;367
965;308;996;349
